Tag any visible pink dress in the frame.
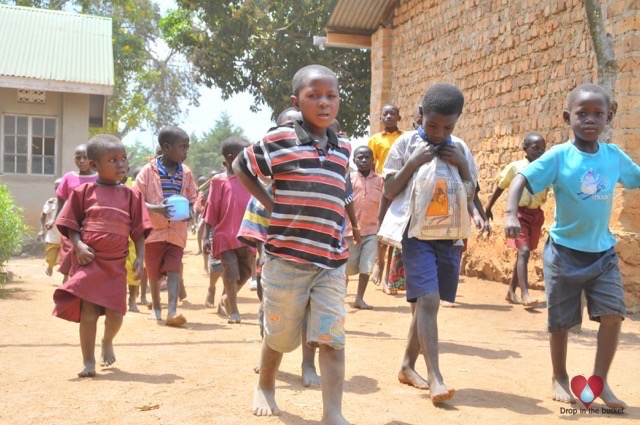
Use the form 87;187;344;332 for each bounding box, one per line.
53;183;152;322
203;174;253;258
56;172;99;275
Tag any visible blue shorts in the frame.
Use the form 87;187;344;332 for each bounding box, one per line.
401;235;461;303
543;238;626;333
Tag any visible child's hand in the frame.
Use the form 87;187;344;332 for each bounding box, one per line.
150;200;171;219
133;257;144;280
437;144;466;167
407;143;437;169
36;230;45;242
203;239;211;256
504;215;521;240
353;229;362;245
480;219;492;236
45;219;55;230
76;242;95;265
485;207;494;221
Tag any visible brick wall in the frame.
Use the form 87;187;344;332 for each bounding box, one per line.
370;0;640;306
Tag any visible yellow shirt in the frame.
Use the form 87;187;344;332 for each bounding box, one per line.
497;158;549;209
368;129;404;174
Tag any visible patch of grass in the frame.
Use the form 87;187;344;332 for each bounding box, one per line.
0;286;26;299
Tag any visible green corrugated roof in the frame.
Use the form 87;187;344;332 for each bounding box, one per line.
0;4;113;94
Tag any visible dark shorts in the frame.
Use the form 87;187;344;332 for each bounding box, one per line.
507;206;544;250
401;235;462;303
145;241;184;283
220;247;255;284
543;238;626;333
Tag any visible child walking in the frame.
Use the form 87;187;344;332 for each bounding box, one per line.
234;64;353;424
55;144;98;283
135;125;198;326
37;178;63;276
485;132;547;307
379;83;478;404
346;145;383;309
203;136;255;324
504;84;638;408
53;135;152;377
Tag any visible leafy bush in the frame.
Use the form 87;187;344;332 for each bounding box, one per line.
0;184;28;286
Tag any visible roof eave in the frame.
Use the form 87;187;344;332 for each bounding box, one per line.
0;75;113;96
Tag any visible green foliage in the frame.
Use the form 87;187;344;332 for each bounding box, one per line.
185;112;245;178
0;185;28;286
163;0;371;136
125;139;156;173
4;0;199;138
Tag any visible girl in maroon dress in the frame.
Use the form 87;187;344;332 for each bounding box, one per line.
53;134;152;377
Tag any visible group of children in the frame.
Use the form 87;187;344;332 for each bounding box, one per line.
45;60;637;423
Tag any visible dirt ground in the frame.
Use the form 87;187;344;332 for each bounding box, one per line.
1;234;639;425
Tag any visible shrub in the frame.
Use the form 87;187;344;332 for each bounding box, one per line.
0;184;28;286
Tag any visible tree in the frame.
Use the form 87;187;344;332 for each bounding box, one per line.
161;0;371;137
584;0;618;142
185;112;245;179
125;139;156;173
4;0;199;138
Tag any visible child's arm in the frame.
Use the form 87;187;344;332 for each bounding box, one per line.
37;210;46;241
133;234;145;279
484;187;504;221
345;202;361;245
203;222;212;255
377;195;391;229
384;143;437;199
233;158;274;214
471;190;491;236
67;229;95;265
504;174;528;239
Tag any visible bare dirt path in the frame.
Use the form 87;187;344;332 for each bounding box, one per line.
1;234;638;424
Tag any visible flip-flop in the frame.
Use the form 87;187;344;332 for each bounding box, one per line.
165;314;187;327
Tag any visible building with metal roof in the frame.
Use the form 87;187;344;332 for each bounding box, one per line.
0;4;114;228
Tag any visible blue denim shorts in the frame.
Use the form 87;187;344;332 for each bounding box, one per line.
543;238;626;333
401;236;461;303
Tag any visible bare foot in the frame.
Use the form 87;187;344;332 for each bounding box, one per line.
46;266;53;277
353;298;373;310
100;340;116;367
166;314;187;327
78;362;96;378
430;382;455;404
253;383;280;416
521;295;539;307
217;302;228;318
371;265;381;285
128;301;140;313
600;382;627;409
139;297;148;306
382;284;397;296
149;309;162;320
228;312;241;324
505;290;521;304
321;412;349;425
205;290;215;308
302;365;321;387
146;302;153;310
398;367;429;390
441;301;456;308
551;376;576;404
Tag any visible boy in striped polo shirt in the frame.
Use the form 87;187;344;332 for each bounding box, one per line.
234;64;356;424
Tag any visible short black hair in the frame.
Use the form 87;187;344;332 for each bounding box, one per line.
523;132;545;147
277;107;301;126
421;83;465;116
221;136;250;158
86;134;123;161
354;145;373;156
75;144;87;154
567;83;614;110
158;125;189;148
292;64;338;97
382;103;400;113
329;119;341;134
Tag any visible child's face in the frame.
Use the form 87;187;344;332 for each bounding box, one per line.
90;145;128;185
74;148;91;173
381;106;400;130
523;137;546;162
420;109;459;145
162;137;190;164
353;148;373;172
290;74;340;136
412;107;421;130
563;92;612;143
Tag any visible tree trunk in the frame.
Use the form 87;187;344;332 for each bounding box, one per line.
584;0;618;142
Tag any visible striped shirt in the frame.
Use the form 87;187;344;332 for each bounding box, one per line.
237;122;352;268
156;156;183;198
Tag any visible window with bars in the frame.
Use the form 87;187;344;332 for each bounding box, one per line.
2;115;56;175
